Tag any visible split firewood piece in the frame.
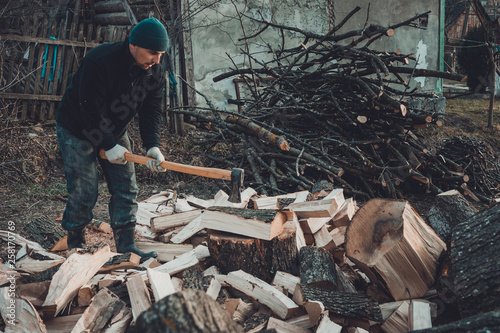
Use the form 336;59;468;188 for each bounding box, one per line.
88;220;112;234
201;206;287;240
272;271;301;296
135;205;159;227
224;270;299;320
329;226;347;248
77;283;96;307
380;300;409;333
285;197;341;219
142;190;174;204
299;246;355;293
16;253;64;274
208;221;299;283
409;300;432;330
147;268;175;302
18;281;51;308
315;311;342;333
127;288;244;333
0;230;66;269
243;313;271;333
426;189;477;244
42;245;112;319
70;288;126;333
285;314;315;329
313;225;336;251
0;262;20;286
170;215;203;244
126;273;152;322
175;197;198;212
102;306;133;333
44;314;82;333
150;209;202;233
252;191;311;209
345;199;446;300
23;215;68;251
182;268;222;300
284;210;307;251
225;298;257;323
98;252;141;273
152;251;199;275
0;287;46;333
18;262;62;285
186;195;214;209
135;242;193;262
266;317;313;333
447;203;500;318
333;197;357;227
293;284;382;322
138;201;173;215
300;217;332;234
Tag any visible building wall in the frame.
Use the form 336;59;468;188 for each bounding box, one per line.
187;0;442;110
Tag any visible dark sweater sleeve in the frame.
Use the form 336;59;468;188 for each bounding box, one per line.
78;58;117;150
138;68;166;150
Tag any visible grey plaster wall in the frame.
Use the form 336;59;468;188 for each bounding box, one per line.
187;0;442;110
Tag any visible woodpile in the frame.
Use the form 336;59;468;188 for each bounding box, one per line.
173;8;500;204
3;186;499;332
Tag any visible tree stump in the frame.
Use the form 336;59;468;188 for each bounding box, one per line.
426;189;477;244
126;289;244;333
208;221;299;283
448;203;500;317
345;199;446;301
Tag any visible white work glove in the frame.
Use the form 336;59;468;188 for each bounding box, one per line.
146;147;166;172
105;144;129;164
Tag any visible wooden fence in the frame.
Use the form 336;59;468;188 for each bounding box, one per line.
0;18;131;121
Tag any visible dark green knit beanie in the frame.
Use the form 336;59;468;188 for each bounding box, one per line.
129;18;169;51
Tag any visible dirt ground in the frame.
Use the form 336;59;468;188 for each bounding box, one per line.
0;97;499;244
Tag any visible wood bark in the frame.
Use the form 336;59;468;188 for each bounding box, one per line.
208;221;299;283
126;289;244;333
345;199;446;300
448;203;500;317
23;215;67;251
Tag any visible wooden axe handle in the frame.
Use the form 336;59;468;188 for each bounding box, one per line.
99;149;232;181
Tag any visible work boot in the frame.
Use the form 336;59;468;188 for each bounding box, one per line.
113;223;157;261
67;229;85;249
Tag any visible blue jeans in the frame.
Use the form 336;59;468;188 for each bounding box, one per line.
56;124;138;231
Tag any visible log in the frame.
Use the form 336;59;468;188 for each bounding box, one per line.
345;199;446;300
146;268;175;301
447;203;500;317
272;271;301;296
23;215;68;251
126;273;152;322
425;189;477;244
316;312;342;333
201;207;287;241
223;270;299;320
0;287;46;332
407;310;500;332
126;289;244;333
42;245;112;318
208;221;299;283
293;284;383;322
71;288;126;333
151;210;202;233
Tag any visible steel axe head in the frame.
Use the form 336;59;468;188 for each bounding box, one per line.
228;168;245;203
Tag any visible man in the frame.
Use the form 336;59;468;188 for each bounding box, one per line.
56;18;170;260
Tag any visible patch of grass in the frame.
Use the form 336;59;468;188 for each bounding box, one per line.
446;97;500;124
18;181;68;200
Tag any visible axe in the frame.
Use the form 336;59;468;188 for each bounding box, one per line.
99;149;244;203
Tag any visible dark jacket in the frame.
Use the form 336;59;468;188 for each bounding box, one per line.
56;40;165;151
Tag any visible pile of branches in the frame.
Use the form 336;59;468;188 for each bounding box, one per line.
176;7;498;202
